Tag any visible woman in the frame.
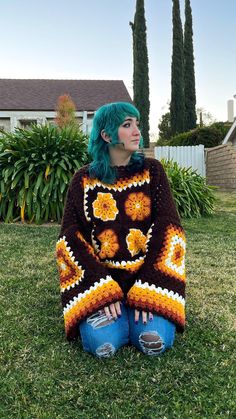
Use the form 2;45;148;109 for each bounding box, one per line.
56;102;186;358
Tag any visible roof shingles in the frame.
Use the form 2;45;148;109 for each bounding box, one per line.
0;79;132;111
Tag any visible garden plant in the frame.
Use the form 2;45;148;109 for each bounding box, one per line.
0;124;89;224
161;159;216;218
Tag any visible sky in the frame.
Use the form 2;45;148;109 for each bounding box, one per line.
0;0;236;134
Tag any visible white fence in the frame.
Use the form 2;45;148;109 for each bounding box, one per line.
154;145;205;177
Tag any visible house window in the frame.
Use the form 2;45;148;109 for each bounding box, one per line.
0;118;10;132
19;119;37;129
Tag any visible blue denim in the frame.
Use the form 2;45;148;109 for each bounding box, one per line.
79;303;176;358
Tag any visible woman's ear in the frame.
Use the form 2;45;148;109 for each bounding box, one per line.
101;129;111;143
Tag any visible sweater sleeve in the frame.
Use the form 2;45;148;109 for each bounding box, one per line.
56;170;124;340
126;160;186;332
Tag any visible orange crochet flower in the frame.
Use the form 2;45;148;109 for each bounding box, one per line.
124;192;151;221
97;229;119;259
92;192;118;221
126;229;147;257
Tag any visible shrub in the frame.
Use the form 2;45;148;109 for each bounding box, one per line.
0;124;89;224
161;159;216;218
209;121;231;139
55;94;77;128
167;131;190;146
155;137;171;146
167;126;223;148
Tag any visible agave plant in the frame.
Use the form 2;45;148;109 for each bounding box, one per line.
0;124;89;223
161;159;216;218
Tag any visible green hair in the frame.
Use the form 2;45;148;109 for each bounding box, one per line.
88;102;144;183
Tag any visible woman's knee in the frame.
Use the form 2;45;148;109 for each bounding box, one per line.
94;342;117;358
79;307;129;358
138;331;166;356
128;311;176;356
82;317;118;358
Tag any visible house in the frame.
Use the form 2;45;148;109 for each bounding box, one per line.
0;79;132;133
205;119;236;192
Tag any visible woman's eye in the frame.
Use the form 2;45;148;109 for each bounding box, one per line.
123;123;130;128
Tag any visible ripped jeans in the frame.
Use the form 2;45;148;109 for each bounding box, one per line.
79;303;176;358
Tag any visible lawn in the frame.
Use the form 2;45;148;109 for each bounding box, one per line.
0;191;235;418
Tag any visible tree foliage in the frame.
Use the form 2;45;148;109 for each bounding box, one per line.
157;112;172;143
170;0;185;136
130;0;150;147
165;126;224;148
184;0;197;130
55;94;77;128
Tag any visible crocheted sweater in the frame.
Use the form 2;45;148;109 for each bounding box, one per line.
56;157;186;340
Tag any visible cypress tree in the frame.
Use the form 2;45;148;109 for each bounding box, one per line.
130;0;150;147
184;0;197;130
170;0;184;135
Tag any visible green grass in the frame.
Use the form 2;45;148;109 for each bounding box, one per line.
0;191;236;418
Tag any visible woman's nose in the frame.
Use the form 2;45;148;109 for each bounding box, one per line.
133;125;140;135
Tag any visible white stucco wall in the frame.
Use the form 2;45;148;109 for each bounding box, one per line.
0;110;94;134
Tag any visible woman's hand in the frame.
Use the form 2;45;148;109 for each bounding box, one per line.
103;301;122;320
102;303;153;324
135;309;153;324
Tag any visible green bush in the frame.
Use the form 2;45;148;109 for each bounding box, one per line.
0;124;89;224
167;126;223;148
155;137;171;146
209;121;231;138
161;159;216;218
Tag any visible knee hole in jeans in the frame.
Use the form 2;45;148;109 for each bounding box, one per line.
139;331;165;355
87;311;115;329
95;343;115;358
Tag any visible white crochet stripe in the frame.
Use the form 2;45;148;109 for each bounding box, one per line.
86;176;150;192
145;224;153;248
63;275;114;315
165;234;186;276
83;176;150;222
103;255;145;269
91;229;100;253
84;186;91;221
60;277;84;293
133;279;185;306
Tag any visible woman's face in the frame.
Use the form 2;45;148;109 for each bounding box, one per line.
117;116;141;152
